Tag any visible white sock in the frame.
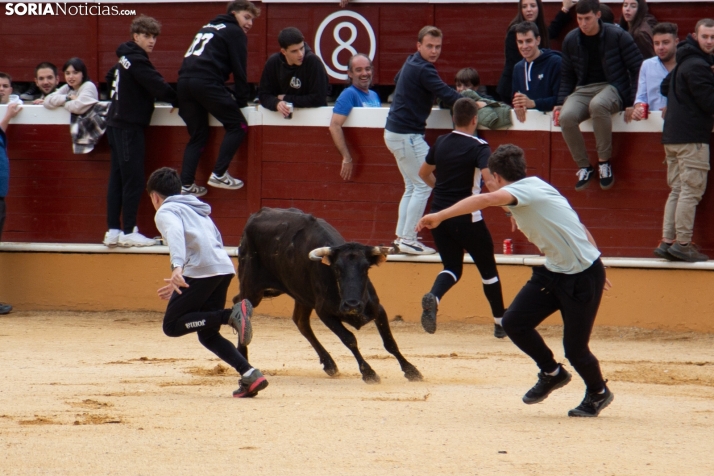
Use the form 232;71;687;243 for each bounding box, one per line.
494;317;503;326
434;296;440;305
598;388;606;394
545;366;560;376
242;368;255;377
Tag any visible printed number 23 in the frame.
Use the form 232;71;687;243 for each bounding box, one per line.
184;33;214;57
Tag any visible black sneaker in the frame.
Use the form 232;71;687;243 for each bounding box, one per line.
0;302;12;315
20;84;39;101
522;364;572;404
421;293;438;334
598;161;614;190
494;324;507;339
575;166;594;191
653;241;680;261
568;384;614;417
667;242;709;262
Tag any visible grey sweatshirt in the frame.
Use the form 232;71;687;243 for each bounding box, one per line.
154;195;235;278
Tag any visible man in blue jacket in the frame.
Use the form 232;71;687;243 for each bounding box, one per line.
0;102;21;315
511;22;562;123
384;26;462;255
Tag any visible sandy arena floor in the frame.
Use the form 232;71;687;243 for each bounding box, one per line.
0;311;713;475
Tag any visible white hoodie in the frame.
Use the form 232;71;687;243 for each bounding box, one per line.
154;195;235;278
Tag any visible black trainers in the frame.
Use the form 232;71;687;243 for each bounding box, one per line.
653;241;680;261
421;293;438;334
598;161;614;190
523;364;572;404
0;302;12;315
667;242;709;262
228;299;254;346
575;166;594;191
232;368;269;398
568;384;614;417
494;324;507;339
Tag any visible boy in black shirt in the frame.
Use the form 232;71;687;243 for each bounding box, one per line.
104;15;177;248
417;98;506;337
177;1;260;196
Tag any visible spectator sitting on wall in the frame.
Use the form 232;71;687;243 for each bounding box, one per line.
655;18;714;262
0;102;23;315
0;73;13;105
329;53;381;181
511;21;562;123
24;63;60;104
626;22;678;123
43;58;98;115
496;0;577;105
103;15;178;248
555;0;643;192
177;0;260;197
619;0;658;59
258;27;329;117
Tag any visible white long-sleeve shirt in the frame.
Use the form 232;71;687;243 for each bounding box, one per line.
43;81;98;115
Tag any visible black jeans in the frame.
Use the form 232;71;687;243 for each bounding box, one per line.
163;274;251;374
106;126;145;234
502;259;606;392
177;78;247;186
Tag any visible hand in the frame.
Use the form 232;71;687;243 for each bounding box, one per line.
515;107;526;123
631;103;645;121
417;213;442;231
277;101;291;117
157;267;188;299
340;158;354;181
32;98;44;105
5;102;22;119
510;216;517;232
563;0;575;11
660;106;667;120
277;94;285;100
170;107;177;114
604;277;612;291
67;93;77;101
512;92;534;110
340;0;350;6
624;107;634;123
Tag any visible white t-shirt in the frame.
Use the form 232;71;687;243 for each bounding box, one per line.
503;176;601;274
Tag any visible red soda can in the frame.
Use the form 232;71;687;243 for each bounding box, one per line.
503;239;513;255
641;103;649;119
553;109;561;127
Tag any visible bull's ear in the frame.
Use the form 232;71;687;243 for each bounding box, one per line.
321;255;332;266
370;246;389;266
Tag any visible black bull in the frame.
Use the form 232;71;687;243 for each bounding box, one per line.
233;208;422;383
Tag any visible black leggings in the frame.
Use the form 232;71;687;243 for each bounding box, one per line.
430;218;504;318
163;274;251;374
502;259;606;392
177;78;247;186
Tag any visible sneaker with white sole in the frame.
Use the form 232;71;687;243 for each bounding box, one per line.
208;172;244;190
181;183;207;197
118;227;157;247
233;368;268;398
398;239;436;255
103;229;122;247
575;166;594;191
227;299;253;346
598;161;615;190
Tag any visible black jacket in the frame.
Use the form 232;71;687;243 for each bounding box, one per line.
106;41;176;128
178;13;250;107
385;52;462;135
558;22;643;107
661;35;714;145
258;44;328;110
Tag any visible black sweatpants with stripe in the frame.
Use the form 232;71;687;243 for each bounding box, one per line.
501;259;606;393
163;274;251;374
430;218;505;318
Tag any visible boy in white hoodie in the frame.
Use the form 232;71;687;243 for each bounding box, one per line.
147;167;268;398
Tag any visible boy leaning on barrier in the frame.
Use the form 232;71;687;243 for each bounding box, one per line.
0;102;22;315
147;167;268;398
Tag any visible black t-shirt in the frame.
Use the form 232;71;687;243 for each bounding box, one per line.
581;32;607;85
425;131;491;222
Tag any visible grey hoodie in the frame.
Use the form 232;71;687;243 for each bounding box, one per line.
154;195;235;278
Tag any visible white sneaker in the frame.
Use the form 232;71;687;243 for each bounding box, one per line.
181;183;207;197
398;239;436;255
103;229;122;247
118;227;157;247
208;172;244;190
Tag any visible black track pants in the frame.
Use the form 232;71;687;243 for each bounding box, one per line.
106;126;145;234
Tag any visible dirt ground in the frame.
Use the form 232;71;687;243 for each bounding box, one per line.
1;311;713;475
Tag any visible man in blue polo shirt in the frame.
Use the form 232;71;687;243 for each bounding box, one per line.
329;54;381;181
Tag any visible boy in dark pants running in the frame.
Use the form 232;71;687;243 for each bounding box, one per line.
148;167;268;398
418;144;613;417
417;98;506;338
177;0;260;197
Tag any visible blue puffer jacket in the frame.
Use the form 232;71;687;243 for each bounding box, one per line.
558;21;643;107
0;129;8;198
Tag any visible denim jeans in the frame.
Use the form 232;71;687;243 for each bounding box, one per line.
384;130;431;241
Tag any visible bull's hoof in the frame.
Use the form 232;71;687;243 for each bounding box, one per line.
323;364;339;377
362;371;381;384
405;367;423;382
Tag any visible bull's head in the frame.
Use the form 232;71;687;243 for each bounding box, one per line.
309;243;395;315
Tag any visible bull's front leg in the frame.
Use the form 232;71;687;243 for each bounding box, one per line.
372;304;423;382
292;302;339;377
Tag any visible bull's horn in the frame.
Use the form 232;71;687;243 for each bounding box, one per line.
309;247;333;261
375;246;397;255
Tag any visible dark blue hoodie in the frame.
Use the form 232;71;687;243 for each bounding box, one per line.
511;49;562;112
386;52;462;134
0;128;8;198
